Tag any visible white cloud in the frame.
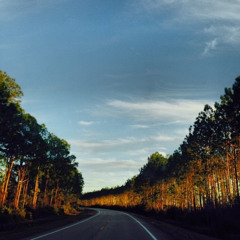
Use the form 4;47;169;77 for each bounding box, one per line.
81;169;136;193
223;26;240;44
204;25;240;45
106;99;209;123
76;147;169;192
79;158;142;172
71;98;203;192
78;121;94;126
76;157;146;192
69;134;181;158
202;38;218;56
130;124;150;129
137;0;177;10
202;25;240;55
137;0;240;54
138;0;240;22
187;0;240;22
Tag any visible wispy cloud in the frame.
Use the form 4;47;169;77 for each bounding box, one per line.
186;0;240;22
202;38;218;56
106;99;209;123
79;159;138;192
136;0;240;54
202;25;240;55
138;0;240;22
130;124;150;129
78;121;94;126
69;134;181;157
204;25;240;44
79;158;142;172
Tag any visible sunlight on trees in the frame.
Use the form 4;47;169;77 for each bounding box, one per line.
81;77;240;214
0;70;84;213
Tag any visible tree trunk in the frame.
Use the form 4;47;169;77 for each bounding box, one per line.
233;146;240;202
50;189;54;207
43;169;49;206
0;166;8;203
13;167;27;209
22;179;29;208
54;185;59;208
0;157;14;206
32;167;40;209
226;142;233;204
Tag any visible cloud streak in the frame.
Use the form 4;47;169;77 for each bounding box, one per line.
106;99;209;123
78;121;94;126
137;0;240;54
186;0;240;22
204;25;240;44
138;0;240;22
130;124;150;129
69;135;177;155
79;158;142;173
202;38;218;56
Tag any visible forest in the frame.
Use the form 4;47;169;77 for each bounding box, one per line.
2;70;240;237
81;77;240;237
0;70;84;219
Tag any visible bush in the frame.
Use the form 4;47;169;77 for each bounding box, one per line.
11;208;26;222
0;207;26;225
0;207;14;224
34;206;58;218
165;206;184;220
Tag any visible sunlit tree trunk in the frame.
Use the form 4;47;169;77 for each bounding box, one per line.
50;188;54;207
233;145;240;202
0;157;14;206
33;167;40;209
53;184;60;208
0;166;8;203
14;167;27;209
219;170;227;205
22;178;29;208
226;143;233;204
215;171;221;205
43;169;50;206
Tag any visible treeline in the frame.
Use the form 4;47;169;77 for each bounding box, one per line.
0;71;84;215
81;77;240;213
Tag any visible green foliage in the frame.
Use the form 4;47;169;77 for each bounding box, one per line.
136;152;168;185
0;70;23;104
0;70;84;215
81;76;240;223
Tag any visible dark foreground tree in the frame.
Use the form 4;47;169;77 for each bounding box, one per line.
0;70;84;212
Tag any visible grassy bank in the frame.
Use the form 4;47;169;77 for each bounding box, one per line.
0;207;97;240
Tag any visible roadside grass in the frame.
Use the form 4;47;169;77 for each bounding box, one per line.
0;208;97;240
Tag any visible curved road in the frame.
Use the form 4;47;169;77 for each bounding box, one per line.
25;208;175;240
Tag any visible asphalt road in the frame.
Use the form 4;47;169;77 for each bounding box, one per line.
24;208;175;240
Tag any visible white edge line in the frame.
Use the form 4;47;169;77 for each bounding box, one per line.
124;213;158;240
29;210;100;240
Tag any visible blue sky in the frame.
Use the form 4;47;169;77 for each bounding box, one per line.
0;0;240;192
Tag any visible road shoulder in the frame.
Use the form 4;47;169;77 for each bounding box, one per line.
130;213;221;240
0;208;97;240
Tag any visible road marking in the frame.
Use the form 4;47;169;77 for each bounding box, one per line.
124;213;158;240
29;210;101;240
